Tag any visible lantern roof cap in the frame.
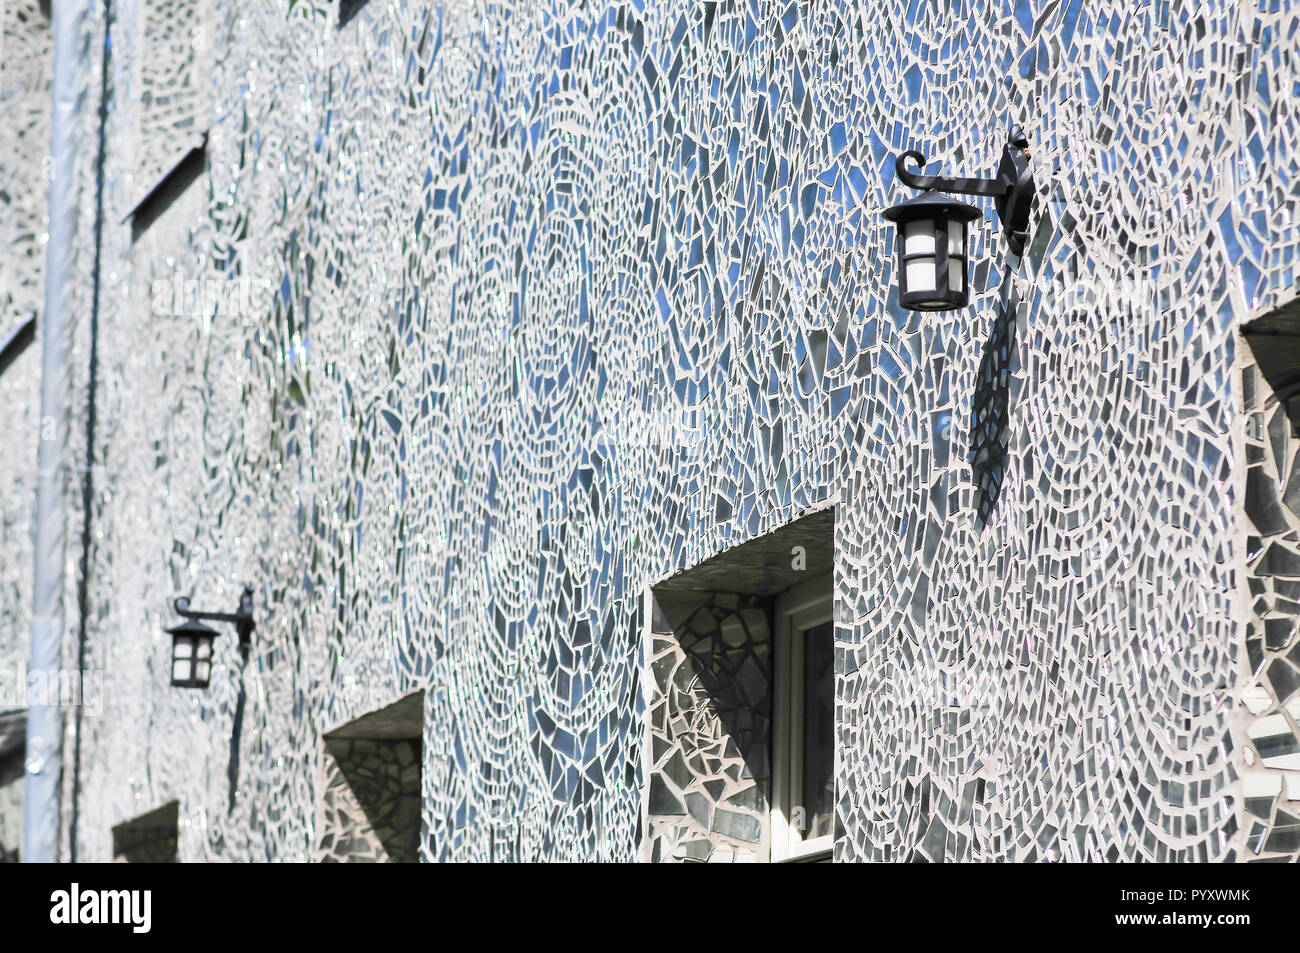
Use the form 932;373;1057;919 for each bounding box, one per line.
166;618;219;637
883;189;982;223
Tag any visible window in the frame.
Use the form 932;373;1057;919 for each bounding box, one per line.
339;0;370;28
0;317;35;380
112;800;179;862
135;0;208;186
642;505;835;862
129;140;206;241
0;710;24;863
128;0;210;237
772;574;834;861
318;690;424;863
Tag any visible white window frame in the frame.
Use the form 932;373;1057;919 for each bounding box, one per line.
771;573;834;862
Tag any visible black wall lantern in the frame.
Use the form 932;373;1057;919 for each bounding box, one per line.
167;586;255;689
884;124;1035;312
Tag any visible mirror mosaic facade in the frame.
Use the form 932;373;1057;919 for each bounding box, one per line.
0;0;1297;861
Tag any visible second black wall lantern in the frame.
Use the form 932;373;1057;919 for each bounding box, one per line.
167;586;255;689
884;124;1035;312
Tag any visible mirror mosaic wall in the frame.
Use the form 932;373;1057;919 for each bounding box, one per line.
0;0;49;685
0;0;1297;861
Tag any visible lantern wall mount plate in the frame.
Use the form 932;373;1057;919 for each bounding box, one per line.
884;124;1035;312
166;585;255;689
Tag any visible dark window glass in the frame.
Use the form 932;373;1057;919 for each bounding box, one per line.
801;620;834;839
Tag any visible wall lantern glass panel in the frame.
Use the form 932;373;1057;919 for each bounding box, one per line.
167;619;217;688
883;191;981;311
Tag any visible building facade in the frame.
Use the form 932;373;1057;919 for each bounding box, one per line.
0;0;1298;862
0;0;51;863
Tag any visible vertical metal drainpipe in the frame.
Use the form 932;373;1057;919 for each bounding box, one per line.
26;0;92;863
69;0;113;863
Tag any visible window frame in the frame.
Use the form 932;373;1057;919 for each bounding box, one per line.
771;572;834;862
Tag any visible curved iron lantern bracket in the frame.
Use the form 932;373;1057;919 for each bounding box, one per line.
894;124;1035;257
173;585;255;660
